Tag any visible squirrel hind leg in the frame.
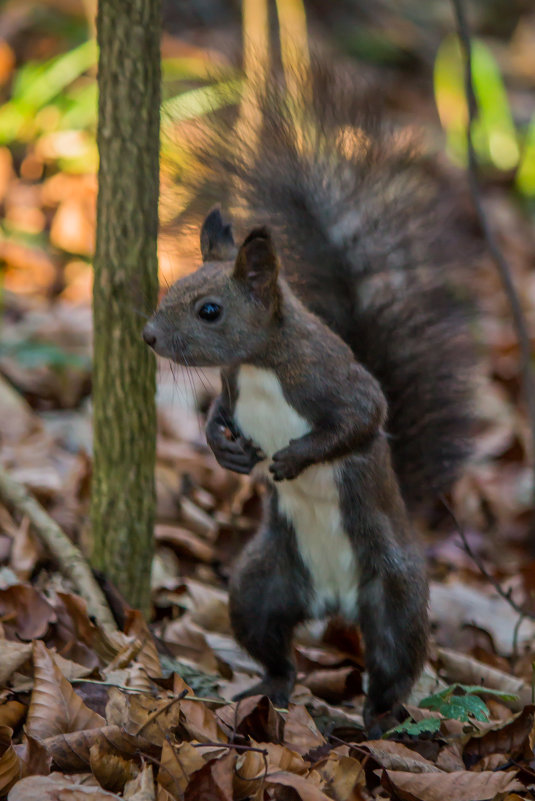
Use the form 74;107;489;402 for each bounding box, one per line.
358;566;429;737
229;527;310;709
233;673;296;709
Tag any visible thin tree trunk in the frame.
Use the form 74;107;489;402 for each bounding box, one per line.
91;0;161;613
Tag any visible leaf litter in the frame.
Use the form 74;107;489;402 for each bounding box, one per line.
2;7;535;801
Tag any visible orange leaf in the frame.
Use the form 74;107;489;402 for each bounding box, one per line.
0;726;21;796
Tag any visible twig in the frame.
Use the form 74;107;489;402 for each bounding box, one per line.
450;0;535;534
189;741;268;755
442;497;535;624
0;463;116;631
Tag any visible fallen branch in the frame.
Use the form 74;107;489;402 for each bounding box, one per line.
0;463;117;631
451;0;535;536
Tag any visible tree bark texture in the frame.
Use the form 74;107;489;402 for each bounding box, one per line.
91;0;161;612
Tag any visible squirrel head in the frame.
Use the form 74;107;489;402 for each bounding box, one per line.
143;208;282;367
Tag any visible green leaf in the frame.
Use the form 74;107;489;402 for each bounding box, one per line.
12;40;97;111
516;114;535;197
418;682;518;724
434;35;519;171
162;79;242;123
386;717;442;737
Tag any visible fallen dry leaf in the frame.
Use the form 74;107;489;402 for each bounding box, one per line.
105;688;181;747
359;740;441;773
26;641;105;740
183;751;236;801
216;696;284;743
302;666;362;703
13;734;51;780
265;769;333;801
8;773;121;800
463;704;535;765
0;726;21;796
0;700;26;730
179;699;228;743
0;641;32;686
315;751;366;801
158;740;206;799
123;765;155;801
123;610;163;679
0;585;56;641
283;704;326;755
381;768;523;801
43;725;155;773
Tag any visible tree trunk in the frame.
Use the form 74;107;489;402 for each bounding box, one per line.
91;0;161;613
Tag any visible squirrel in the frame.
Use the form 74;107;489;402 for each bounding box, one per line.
143;63;474;735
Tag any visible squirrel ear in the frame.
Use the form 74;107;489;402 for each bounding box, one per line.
200;207;236;262
233;227;280;303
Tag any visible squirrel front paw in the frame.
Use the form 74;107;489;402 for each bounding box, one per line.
269;443;310;481
206;422;265;475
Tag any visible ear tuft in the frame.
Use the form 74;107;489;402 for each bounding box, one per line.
200;206;236;262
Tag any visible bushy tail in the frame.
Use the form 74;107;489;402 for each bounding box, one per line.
185;61;475;507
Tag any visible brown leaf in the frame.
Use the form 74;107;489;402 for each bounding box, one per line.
43;725;155;772
89;742;137;793
464;704;535;764
0;700;26;730
0;641;32;686
124;764;155;801
13;734;51;778
26;641;105;740
123;610;162;678
283;705;325;755
184;752;236;801
105;688;181;747
359;740;440;773
7;773;121;800
381;768;523;801
158;741;206;800
155;525;216;564
265;770;333;801
0;726;21;796
302;666;362;703
9;518;42;580
216;696;284;744
232;749;267;801
179;700;228;744
162;617;219;674
0;585;56;640
316;752;366;801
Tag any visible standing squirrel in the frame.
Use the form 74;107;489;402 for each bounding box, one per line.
143;65;473;734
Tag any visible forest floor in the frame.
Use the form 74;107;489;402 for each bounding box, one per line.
2;2;535;800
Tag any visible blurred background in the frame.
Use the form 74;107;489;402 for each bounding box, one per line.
1;0;535;639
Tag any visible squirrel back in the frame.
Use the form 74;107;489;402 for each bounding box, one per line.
186;61;475;507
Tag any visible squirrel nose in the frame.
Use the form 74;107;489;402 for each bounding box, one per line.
142;323;157;348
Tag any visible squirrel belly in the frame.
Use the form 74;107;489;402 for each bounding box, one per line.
235;365;359;619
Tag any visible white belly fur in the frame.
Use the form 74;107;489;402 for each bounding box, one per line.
234;365;358;618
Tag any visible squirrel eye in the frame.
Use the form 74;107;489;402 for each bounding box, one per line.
198;302;222;322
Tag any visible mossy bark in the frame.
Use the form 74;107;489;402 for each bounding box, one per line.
91;0;161;613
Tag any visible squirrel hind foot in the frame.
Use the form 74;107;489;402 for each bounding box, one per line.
232;674;294;709
363;699;405;738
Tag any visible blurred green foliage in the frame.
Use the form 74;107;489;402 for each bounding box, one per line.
434;33;535;197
